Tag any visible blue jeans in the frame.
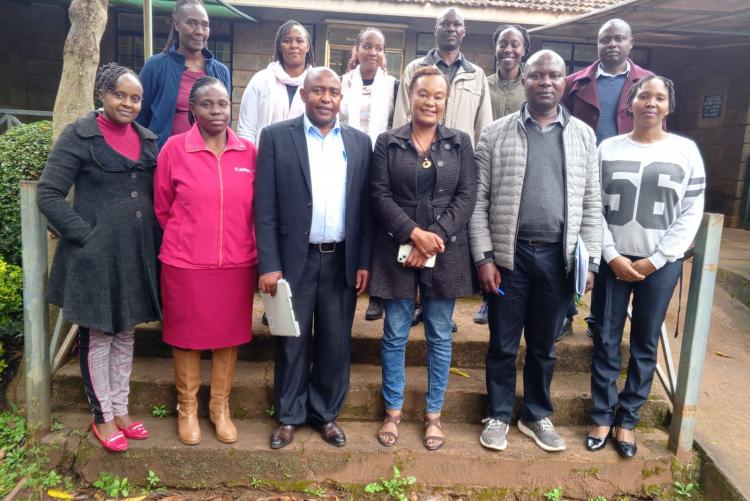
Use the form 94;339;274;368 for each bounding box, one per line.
590;258;682;429
381;296;456;413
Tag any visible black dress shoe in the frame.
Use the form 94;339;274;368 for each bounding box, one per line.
585;431;610;451
365;297;383;321
317;421;346;447
451;320;458;332
262;312;269;326
270;424;297;449
614;429;637;458
556;317;574;342
411;307;423;326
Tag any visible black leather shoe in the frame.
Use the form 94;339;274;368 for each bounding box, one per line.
585;430;610;451
317;421;346;447
451;321;458;333
270;424;297;449
365;297;383;321
262;312;269;326
614;429;637;458
411;307;423;326
556;317;574;342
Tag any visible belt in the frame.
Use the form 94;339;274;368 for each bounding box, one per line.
309;241;343;253
517;239;561;247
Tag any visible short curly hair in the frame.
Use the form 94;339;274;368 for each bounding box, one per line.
625;75;676;118
407;65;450;97
94;62;139;99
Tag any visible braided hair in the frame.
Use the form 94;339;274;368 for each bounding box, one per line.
187;76;228;125
94;62;138;100
346;27;387;72
163;0;206;52
492;24;531;69
274;20;315;68
625;75;676;118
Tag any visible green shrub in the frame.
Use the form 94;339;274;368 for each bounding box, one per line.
0;121;53;265
0;259;23;339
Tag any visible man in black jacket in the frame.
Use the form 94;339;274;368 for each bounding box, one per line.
254;67;374;449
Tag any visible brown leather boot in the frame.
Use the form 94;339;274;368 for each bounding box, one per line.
209;346;239;443
172;348;202;445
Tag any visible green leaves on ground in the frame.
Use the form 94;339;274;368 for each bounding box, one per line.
93;472;130;498
364;465;416;501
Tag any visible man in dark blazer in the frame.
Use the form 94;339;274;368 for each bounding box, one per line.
254;67;374;450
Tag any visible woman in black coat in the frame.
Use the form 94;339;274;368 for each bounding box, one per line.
370;65;477;451
37;63;161;452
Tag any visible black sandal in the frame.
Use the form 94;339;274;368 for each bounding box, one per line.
423;416;444;451
377;413;402;447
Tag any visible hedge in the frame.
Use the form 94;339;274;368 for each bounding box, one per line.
0;259;23;339
0;121;53;265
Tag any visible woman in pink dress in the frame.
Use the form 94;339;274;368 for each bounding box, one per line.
154;76;257;445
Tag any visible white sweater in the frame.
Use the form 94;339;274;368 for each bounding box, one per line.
599;133;705;269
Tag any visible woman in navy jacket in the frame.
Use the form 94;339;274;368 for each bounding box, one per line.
136;0;231;148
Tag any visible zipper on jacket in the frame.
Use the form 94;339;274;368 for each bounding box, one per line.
215;153;225;268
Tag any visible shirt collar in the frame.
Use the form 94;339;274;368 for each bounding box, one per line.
596;61;630;78
303;113;342;139
424;48;466;68
521;104;566;128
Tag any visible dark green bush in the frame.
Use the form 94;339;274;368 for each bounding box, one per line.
0;121;53;265
0;259;23;339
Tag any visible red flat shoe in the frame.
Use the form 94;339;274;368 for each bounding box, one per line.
91;422;128;452
117;420;150;440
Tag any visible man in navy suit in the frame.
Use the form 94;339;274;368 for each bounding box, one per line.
255;67;374;449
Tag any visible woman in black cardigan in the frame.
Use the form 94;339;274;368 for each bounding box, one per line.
37;63;161;452
369;65;477;451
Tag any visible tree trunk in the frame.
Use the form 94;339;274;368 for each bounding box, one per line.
52;0;108;140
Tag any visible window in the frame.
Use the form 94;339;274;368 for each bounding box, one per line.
115;12;233;72
542;40;650;74
416;33;434;57
325;24;406;79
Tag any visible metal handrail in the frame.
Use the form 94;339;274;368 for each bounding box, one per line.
0;108;53;130
19;181;724;458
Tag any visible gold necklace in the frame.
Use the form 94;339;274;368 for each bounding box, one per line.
412;132;435;169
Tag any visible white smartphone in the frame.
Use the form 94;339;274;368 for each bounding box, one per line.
397;243;436;268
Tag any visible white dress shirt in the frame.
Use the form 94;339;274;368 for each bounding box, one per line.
303;114;348;244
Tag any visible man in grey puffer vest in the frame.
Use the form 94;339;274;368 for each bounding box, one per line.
469;50;602;453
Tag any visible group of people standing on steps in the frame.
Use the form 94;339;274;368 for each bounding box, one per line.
37;0;705;462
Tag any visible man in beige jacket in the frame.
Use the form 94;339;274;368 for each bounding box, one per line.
393;7;492;147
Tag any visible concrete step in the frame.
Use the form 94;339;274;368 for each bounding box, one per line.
56;412;675;499
133;296;630;371
52;358;669;427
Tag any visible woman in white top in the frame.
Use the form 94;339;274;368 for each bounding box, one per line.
340;27;398;147
587;76;705;459
340;27;398;322
237;20;313;145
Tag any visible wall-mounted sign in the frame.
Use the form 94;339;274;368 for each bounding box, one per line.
702;93;724;119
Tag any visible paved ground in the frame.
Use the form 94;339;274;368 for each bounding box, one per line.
686;228;750;498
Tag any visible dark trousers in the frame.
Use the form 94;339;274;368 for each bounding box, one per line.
585;267;606;332
486;241;571;422
590;258;682;429
274;245;356;426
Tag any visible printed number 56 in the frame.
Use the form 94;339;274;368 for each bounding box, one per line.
601;160;684;231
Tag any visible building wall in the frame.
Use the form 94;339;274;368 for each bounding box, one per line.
0;1;66;113
651;46;750;228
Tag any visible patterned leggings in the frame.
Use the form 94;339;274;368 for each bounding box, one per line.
78;327;135;424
